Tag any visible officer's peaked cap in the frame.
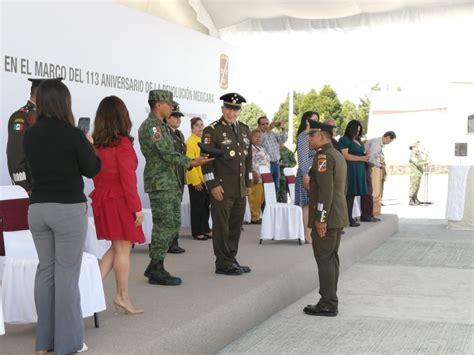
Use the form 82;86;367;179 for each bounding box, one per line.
308;121;336;137
220;92;246;109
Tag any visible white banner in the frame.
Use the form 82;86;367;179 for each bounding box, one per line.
1;1;239;207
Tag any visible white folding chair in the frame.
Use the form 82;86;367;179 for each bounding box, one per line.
258;167;304;244
283;167;296;204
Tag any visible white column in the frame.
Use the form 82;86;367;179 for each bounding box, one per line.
287;90;294;148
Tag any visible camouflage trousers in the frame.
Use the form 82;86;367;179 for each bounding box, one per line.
277;176;287;203
149;190;181;261
409;174;421;199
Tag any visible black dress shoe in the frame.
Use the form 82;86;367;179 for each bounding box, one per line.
349;222;360;227
168;245;186;254
215;265;243;275
303;304;338;317
193;235;208;241
204;233;212;239
233;262;251;273
360;216;379;222
250;219;262;225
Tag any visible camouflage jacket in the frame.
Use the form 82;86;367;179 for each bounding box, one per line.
6;100;36;191
138;113;191;192
409;149;430;176
279;145;297;172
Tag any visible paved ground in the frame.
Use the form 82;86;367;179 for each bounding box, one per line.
219;175;474;354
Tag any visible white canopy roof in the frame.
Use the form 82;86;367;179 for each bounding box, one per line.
118;0;474;36
201;0;471;30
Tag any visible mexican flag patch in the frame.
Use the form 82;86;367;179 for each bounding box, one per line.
13;123;24;131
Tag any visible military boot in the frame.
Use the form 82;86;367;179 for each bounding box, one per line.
144;259;160;279
409;198;420;206
148;260;182;286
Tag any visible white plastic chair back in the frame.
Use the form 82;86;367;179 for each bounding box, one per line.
258;166;277;204
283;167;296;204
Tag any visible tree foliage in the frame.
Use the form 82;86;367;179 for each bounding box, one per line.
273;91;304;123
239;102;266;130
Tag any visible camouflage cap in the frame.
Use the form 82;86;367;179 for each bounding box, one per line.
148;89;179;107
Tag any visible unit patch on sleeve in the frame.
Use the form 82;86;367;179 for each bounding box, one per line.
317;155;327;172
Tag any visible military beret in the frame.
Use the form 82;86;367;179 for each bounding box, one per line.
28;77;63;88
148;89;179;107
308;121;336;137
220;92;246;109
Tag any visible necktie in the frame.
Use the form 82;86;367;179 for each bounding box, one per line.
231;123;237;136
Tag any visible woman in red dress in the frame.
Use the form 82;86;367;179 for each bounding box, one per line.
90;96;145;315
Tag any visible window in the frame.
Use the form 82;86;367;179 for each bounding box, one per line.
468;114;474;133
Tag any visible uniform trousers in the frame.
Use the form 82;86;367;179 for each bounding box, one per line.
149;190;181;261
409;174;422;200
361;164;374;219
211;194;246;269
188;184;211;237
28;203;87;355
170;188;185;247
248;182;264;221
277;174;288;203
270;162;280;193
311;228;342;310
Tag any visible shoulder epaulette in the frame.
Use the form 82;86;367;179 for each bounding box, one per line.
209;120;220;129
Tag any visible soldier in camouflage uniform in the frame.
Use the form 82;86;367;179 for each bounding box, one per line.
408;141;430;206
139;90;211;285
303;122;348;317
165;106;186;254
278;143;297;203
201;93;252;276
6;78;45;193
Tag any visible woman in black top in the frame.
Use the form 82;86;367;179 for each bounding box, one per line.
23;79;101;355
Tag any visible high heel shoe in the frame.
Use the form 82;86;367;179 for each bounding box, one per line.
113;301;144;315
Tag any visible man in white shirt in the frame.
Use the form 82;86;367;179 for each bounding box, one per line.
258;116;288;193
361;131;396;221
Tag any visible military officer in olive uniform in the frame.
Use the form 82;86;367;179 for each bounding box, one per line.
408;141;430;206
201;93;252;276
6;78;44;193
303;122;349;317
139;90;211;286
165;106;187;254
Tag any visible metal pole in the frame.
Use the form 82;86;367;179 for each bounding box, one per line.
287;90;294;148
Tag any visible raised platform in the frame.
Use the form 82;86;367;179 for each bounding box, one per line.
0;214;398;354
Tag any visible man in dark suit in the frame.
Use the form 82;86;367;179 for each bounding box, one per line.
304;122;349;317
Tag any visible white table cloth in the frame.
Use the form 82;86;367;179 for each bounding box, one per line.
447;166;474;230
446;165;471;221
0;289;4;335
2;252;106;324
260;203;304;241
83;217;111;259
